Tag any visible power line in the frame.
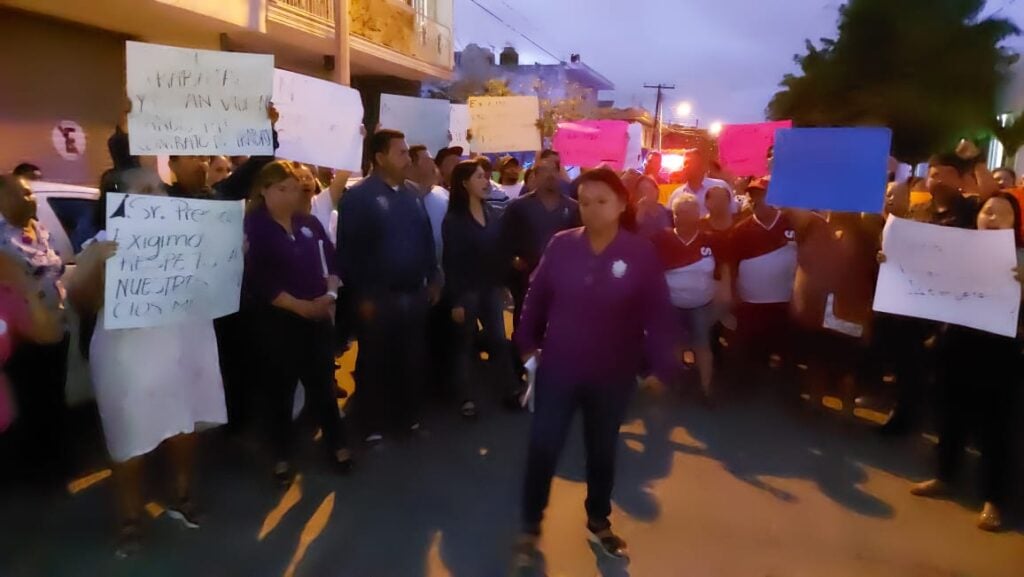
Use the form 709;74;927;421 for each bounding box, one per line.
464;0;564;62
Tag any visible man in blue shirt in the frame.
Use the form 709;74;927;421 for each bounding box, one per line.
500;156;581;328
337;130;440;442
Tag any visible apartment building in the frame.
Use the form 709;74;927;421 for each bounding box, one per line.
0;0;454;184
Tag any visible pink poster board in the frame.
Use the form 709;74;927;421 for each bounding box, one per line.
718;120;792;177
553;120;629;170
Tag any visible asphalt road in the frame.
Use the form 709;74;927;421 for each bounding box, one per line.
2;370;1023;577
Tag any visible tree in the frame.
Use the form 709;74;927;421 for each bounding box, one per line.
534;80;594;139
993;112;1024;164
767;0;1019;164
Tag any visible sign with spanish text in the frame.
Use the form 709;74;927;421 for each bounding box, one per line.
274;69;364;171
553;120;630;170
717;120;791;177
379;94;451;155
624;122;644;170
873;215;1021;337
449;104;470;150
104;193;245;330
468;96;541;153
769;127;891;213
126;41;274;155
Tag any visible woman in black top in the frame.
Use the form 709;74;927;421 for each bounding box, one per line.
443;160;518;418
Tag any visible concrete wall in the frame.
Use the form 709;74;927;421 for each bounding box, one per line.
0;9;127;185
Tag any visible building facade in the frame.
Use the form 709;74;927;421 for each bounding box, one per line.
0;0;454;184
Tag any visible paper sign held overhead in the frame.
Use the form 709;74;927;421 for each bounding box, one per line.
379;94;451;155
273;69;364;171
126;41;274;156
104;193;245;330
468;96;541;153
717;120;792;178
873;215;1021;337
768;127;892;213
449;104;470;150
624;123;644;170
553;120;630;170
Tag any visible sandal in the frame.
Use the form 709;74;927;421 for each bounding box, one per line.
166;497;201;530
460;401;478;419
273;461;295;488
978;502;1003;532
334;449;354;474
587;526;629;561
510;533;540;572
115;520;142;559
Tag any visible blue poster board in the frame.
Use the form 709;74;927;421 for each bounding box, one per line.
768;127;892;213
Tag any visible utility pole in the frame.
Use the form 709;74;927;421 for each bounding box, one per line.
644;83;675;151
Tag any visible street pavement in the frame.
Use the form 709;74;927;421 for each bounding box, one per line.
2;357;1024;577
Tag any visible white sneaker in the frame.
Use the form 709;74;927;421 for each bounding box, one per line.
365;433;383;443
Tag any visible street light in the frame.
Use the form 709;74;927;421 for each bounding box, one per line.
675;101;693;118
709;121;723;136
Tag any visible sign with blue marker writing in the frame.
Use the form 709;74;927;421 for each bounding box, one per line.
126;41;274;155
873;215;1021;337
768;127;892;213
103;193;245;329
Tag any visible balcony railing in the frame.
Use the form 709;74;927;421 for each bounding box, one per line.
268;0;334;37
275;0;334;20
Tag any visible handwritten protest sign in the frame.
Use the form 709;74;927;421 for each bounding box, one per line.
104;193;244;330
717;120;791;177
873;215;1021;337
126;41;274;156
624;123;644;170
769;127;891;213
274;69;363;171
379;94;450;154
449;104;470;150
468;96;541;153
553;120;629;170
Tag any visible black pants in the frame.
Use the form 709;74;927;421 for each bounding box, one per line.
354;291;429;434
452;289;517;403
731;302;795;388
509;273;529;331
522;377;634;535
253;307;346;462
870;313;934;427
425;294;456;400
6;334;71;478
936;327;1020;506
214;311;252;432
334;286;355;353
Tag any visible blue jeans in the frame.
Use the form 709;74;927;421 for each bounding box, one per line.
521;377;635;534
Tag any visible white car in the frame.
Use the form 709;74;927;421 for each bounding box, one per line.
30;181;101;407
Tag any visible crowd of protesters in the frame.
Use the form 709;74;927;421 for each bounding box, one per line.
1;104;1024;566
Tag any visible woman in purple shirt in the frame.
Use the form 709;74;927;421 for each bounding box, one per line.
513;168;679;566
243;161;351;486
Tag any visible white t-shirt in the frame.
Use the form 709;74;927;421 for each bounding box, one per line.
498;182;525;201
422;185;449;262
310;189;338;246
668;176;736;217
